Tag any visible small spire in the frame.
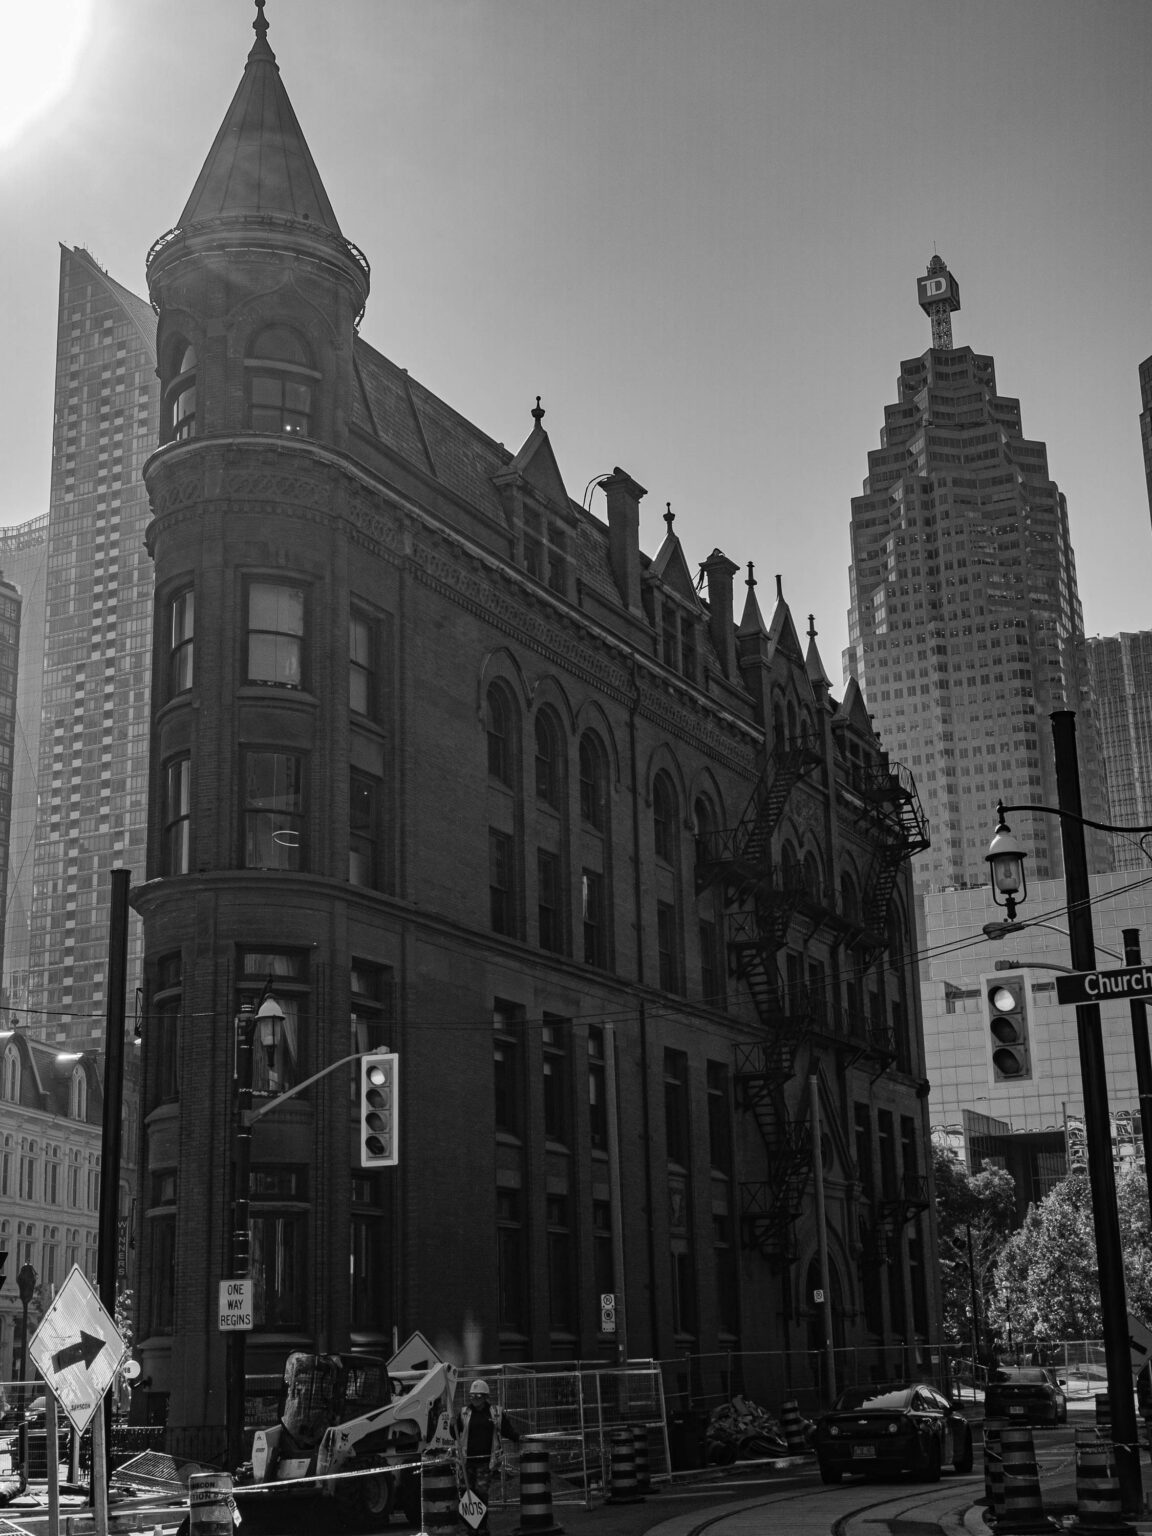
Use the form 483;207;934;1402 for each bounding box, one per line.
746;561;756;589
664;502;675;534
254;0;269;43
775;574;783;601
808;614;817;641
531;395;545;426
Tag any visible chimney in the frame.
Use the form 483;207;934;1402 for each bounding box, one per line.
699;549;739;678
601;467;646;613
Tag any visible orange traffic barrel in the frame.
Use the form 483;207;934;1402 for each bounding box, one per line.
515;1443;564;1535
1071;1427;1137;1535
421;1456;460;1535
983;1420;1005;1521
606;1428;644;1504
779;1398;808;1453
997;1424;1055;1532
187;1471;236;1535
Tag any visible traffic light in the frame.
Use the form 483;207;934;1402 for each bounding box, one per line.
359;1052;398;1168
985;972;1032;1082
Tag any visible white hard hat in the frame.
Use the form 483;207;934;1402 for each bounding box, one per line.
470;1379;490;1395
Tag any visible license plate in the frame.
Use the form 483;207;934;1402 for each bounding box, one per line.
1009;1406;1025;1415
852;1444;877;1458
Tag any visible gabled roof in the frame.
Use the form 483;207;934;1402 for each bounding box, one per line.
737;566;767;638
835;675;875;734
766;582;806;669
503;400;572;514
178;9;344;234
648;508;703;607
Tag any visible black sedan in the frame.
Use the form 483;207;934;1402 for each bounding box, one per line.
984;1366;1067;1425
813;1383;974;1483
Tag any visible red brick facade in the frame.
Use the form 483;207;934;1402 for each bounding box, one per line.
131;14;939;1440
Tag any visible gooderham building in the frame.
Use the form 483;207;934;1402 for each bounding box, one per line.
132;7;939;1446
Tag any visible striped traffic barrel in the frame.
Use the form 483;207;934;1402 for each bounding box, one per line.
631;1424;652;1493
606;1428;643;1503
1072;1427;1136;1534
515;1443;564;1534
187;1471;235;1534
779;1399;808;1453
421;1457;460;1535
983;1420;1005;1522
998;1424;1053;1533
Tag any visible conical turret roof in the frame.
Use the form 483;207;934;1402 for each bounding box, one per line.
178;4;344;234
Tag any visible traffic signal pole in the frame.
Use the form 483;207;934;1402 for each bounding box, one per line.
1051;710;1141;1513
1121;929;1152;1231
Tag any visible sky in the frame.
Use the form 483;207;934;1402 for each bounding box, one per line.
2;0;1151;677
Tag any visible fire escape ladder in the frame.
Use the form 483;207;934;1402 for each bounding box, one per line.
696;731;823;893
734;1032;815;1267
850;759;931;966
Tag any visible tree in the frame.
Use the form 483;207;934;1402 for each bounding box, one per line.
932;1144;1016;1358
987;1165;1152;1345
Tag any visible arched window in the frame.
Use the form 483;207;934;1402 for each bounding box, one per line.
840;871;860;924
70;1065;87;1122
579;733;607;830
772;701;786;750
487;686;514;786
534;713;563;809
247;326;315;436
786;700;798;745
802;851;823;902
2;1043;19;1102
780;840;800;889
165;340;197;442
653;774;678;864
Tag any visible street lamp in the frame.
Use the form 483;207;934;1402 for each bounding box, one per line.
16;1262;37;1484
984;709;1152;1515
226;989;284;1472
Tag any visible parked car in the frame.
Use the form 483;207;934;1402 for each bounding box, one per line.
984;1366;1067;1425
813;1383;974;1484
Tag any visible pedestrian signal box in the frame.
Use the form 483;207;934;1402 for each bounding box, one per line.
359;1052;399;1168
984;972;1032;1082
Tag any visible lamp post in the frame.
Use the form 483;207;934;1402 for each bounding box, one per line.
16;1262;36;1482
225;991;284;1473
985;709;1144;1514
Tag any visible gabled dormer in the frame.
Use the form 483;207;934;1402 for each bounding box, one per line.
643;505;705;685
493;399;578;598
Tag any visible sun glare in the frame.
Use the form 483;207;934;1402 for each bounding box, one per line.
0;0;95;153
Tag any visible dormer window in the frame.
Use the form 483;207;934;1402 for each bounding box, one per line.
522;507;568;596
164;340;197;442
246;326;316;436
658;597;699;685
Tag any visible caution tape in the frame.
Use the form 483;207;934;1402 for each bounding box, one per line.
230;1451;448;1495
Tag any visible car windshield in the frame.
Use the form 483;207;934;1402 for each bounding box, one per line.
832;1387;913;1411
992;1368;1050;1384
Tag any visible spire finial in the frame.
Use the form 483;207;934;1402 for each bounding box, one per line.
808;614;817;641
254;0;269;43
664;502;675;534
531;395;545;425
775;574;783;601
746;562;756;589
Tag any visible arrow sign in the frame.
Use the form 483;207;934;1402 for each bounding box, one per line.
52;1330;106;1373
1055;965;1152;1006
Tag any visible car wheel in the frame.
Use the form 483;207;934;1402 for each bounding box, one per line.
954;1426;974;1474
819;1463;842;1485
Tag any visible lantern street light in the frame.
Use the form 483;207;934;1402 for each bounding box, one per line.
984;709;1152;1516
225;987;285;1473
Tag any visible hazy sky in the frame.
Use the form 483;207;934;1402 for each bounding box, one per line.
3;0;1150;674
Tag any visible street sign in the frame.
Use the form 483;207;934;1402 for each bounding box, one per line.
1055;964;1152;1006
27;1265;127;1435
388;1330;442;1374
600;1293;616;1333
459;1489;487;1530
218;1279;253;1331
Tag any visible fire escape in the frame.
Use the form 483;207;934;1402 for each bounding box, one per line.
698;737;929;1267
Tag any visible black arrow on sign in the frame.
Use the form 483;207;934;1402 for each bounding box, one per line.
51;1331;106;1373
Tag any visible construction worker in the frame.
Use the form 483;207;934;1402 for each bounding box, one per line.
452;1378;520;1529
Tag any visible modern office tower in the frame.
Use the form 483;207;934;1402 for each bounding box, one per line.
133;10;935;1443
29;247;158;1042
1086;632;1152;870
1;514;49;1016
844;255;1107;893
1141;354;1152;526
0;577;21;993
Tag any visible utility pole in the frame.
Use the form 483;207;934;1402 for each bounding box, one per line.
1122;929;1152;1227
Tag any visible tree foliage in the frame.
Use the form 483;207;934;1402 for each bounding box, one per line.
933;1144;1016;1351
988;1166;1152;1344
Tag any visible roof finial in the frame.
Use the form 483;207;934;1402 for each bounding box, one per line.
775;574;783;601
531;395;545;425
746;562;756;589
808;613;817;641
254;0;269;43
664;502;675;534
